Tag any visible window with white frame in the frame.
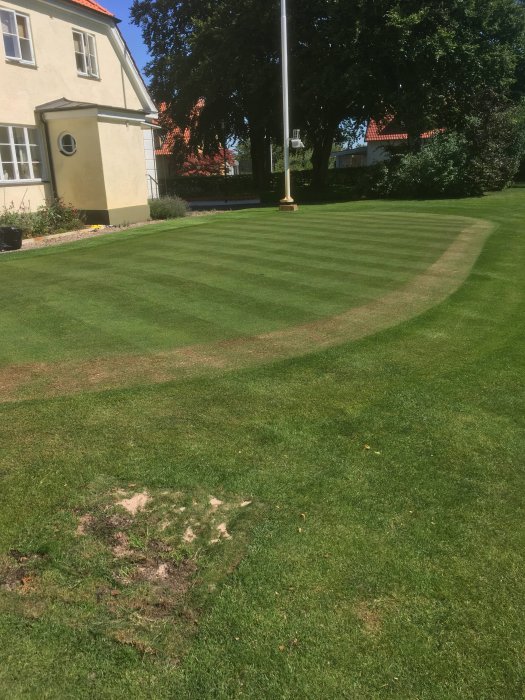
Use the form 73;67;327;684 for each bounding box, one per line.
0;8;35;63
0;126;42;182
72;30;98;77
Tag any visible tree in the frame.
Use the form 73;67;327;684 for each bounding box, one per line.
289;0;367;187
131;0;281;189
359;0;525;148
132;0;367;190
133;0;525;194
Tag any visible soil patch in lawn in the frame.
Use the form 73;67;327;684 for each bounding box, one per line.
0;485;255;663
0;216;494;403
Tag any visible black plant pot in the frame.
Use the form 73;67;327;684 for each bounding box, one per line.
0;227;23;251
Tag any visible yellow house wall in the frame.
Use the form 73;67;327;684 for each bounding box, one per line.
46;116;107;211
0;182;49;211
97;120;149;211
0;0;153;220
0;0;143;127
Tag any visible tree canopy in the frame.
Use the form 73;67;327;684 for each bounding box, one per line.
132;0;525;190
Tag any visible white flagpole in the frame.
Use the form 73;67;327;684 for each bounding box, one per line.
280;0;295;206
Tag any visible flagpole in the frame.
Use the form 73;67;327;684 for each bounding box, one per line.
279;0;297;210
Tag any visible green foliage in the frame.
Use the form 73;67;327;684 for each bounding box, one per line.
0;204;33;236
462;101;525;191
373;133;477;198
0;199;84;238
362;0;525;140
374;102;525;198
133;0;525;190
161;169;374;202
271;145;314;172
31;199;85;237
149;195;189;219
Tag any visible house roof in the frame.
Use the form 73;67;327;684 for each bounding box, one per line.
67;0;115;18
36;97;147;115
366;118;438;142
155;101;203;156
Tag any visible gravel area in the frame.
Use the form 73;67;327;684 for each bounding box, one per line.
4;210;226;252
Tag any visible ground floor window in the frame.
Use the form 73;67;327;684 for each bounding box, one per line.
0;125;42;182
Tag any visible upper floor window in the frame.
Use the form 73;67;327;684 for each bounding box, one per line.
0;9;34;64
0;126;42;182
73;30;98;78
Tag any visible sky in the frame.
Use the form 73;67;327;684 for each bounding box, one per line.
100;0;151;75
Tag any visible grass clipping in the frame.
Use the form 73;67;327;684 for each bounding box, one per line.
0;487;253;663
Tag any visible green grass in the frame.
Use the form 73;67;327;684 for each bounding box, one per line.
0;190;524;699
0;209;466;365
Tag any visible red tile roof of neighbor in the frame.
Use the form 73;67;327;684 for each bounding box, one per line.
366;118;439;142
68;0;115;18
155;125;189;156
155;101;205;156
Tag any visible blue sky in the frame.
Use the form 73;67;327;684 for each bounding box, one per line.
101;0;150;75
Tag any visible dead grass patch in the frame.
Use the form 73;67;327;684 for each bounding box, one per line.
354;600;383;636
0;486;255;662
354;596;399;637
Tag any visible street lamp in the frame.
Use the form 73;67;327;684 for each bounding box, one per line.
279;0;298;212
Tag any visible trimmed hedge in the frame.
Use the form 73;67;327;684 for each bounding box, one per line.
161;168;371;202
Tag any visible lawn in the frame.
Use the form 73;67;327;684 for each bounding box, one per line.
0;189;523;698
0;209;474;367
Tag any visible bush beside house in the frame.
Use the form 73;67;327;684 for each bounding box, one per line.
0;199;85;238
149;196;189;219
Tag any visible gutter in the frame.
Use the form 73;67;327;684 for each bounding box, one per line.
39;113;58;199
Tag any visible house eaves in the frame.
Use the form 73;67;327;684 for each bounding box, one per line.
36;98;151;126
35;0;157;118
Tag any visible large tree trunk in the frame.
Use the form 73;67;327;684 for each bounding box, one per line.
311;128;336;190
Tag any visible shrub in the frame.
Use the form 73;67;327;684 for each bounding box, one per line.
32;199;84;237
0;203;34;236
0;198;84;238
373;132;480;199
149;196;189;219
373;102;525;199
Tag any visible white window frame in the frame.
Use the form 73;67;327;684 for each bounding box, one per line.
0;125;44;183
72;29;99;78
0;8;35;65
58;132;77;156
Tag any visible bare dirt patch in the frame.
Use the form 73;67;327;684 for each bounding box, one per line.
0;551;46;592
1;485;254;661
116;491;151;516
0;216;494;403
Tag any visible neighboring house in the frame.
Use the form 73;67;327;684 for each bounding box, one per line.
365;118;439;166
332;146;367;169
154;102;235;183
332;119;440;169
0;0;159;224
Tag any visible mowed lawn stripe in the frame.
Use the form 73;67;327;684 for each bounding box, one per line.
140;209;465;242
143;230;454;268
0;209;475;367
0;272;290;364
158;218;462;252
134;253;420;297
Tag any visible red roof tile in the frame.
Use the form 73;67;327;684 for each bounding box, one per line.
155;101;204;156
366;118;439;142
68;0;114;18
